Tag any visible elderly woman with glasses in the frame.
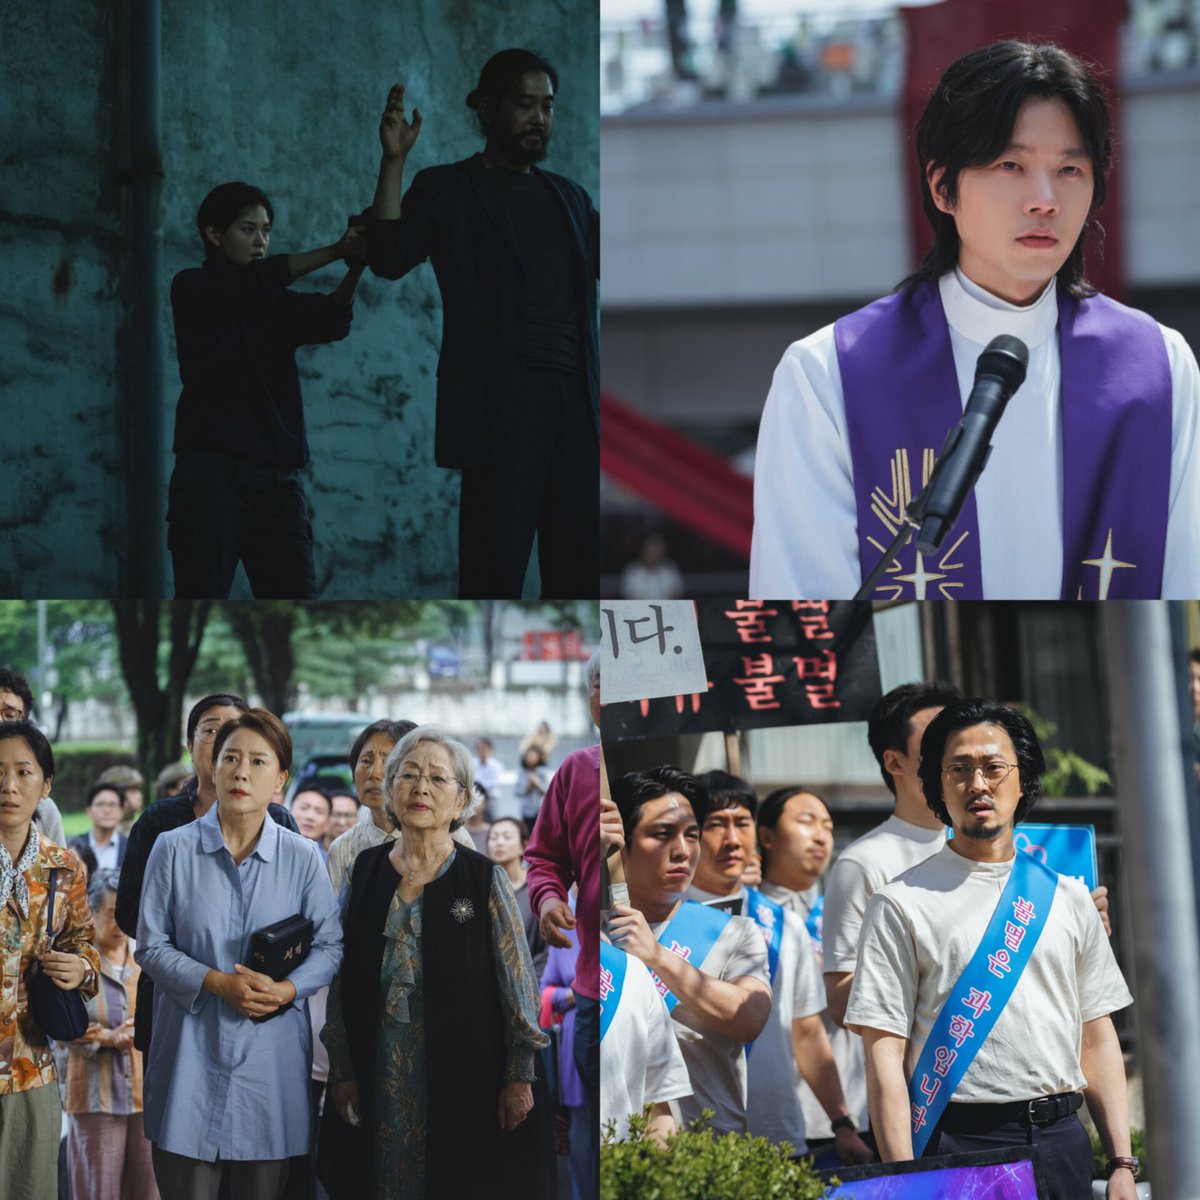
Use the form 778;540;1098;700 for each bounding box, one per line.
321;725;554;1200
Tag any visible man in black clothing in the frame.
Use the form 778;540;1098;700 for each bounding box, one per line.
168;182;367;599
116;693;299;1058
367;49;599;598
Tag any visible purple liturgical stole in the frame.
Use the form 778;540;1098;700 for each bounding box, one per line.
834;279;1171;599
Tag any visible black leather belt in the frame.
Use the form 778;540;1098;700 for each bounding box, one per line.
941;1092;1083;1131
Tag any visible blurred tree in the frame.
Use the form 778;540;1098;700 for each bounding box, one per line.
112;601;212;785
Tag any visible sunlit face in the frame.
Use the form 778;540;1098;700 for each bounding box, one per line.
693;804;757;892
487;819;525;865
0;690;27;721
389;742;467;832
929;96;1095;305
486;71;555;164
214;729;288;817
623;793;701;903
87;787;124;836
760;791;834;881
206;203;271;266
290;789;330;841
190;705;245;789
0;736;51;842
354;732;396;812
328;794;359;839
941;723;1023;842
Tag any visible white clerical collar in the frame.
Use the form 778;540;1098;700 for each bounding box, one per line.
939;267;1058;350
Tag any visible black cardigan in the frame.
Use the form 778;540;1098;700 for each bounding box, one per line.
319;842;554;1200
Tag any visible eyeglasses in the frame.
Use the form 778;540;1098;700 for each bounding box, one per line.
396;771;461;792
0;707;24;721
942;761;1019;790
194;726;223;743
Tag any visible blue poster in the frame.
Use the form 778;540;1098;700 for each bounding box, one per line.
948;822;1098;890
1012;823;1098;891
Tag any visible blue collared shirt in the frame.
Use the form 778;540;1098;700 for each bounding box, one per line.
135;804;342;1161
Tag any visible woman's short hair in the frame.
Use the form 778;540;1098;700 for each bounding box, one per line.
466;48;559;136
349;718;417;771
383;725;481;831
917;699;1045;826
212;708;293;774
585;650;600;691
899;40;1113;297
195;183;274;258
86;867;121;914
0;719;54;781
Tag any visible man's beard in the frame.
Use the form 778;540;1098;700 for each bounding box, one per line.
958;815;1011;841
497;126;549;165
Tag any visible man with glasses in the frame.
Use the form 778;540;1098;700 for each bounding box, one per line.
69;782;129;873
846;700;1138;1198
116;693;299;1060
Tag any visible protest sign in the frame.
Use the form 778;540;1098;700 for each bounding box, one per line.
600;601;707;705
601;600;882;741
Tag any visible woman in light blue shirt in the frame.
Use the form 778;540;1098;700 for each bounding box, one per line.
136;708;342;1200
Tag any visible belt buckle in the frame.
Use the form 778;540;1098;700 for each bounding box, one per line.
1028;1095;1064;1125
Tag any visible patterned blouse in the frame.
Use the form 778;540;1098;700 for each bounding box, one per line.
63;955;143;1115
0;839;100;1095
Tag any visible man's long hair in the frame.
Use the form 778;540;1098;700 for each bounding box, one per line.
898;40;1113;297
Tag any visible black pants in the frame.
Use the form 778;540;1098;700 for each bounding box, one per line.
458;371;598;598
925;1112;1092;1200
168;449;317;599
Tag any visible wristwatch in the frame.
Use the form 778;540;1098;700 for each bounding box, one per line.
830;1115;857;1134
1105;1157;1139;1179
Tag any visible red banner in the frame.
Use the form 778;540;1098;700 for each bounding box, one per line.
601;390;754;559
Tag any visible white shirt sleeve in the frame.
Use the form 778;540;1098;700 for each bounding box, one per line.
821;856;875;974
844;892;918;1040
637;965;694;1107
1161;324;1200;598
749;326;861;599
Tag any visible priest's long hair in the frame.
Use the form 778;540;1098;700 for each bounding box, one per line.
897;40;1113;298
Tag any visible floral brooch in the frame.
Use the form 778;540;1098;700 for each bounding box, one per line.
450;898;475;924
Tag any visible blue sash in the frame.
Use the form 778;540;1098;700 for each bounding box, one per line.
907;849;1060;1154
805;894;824;953
599;940;628;1043
651;900;733;1014
743;887;785;986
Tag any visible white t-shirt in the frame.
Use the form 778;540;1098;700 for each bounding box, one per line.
473;756;506;799
846;843;1132;1102
822;815;947;974
750;268;1200;599
757;879;869;1135
688;885;824;1149
599;941;692;1140
646;908;770;1135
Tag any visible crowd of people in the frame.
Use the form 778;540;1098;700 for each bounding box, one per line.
0;656;600;1200
599;680;1142;1200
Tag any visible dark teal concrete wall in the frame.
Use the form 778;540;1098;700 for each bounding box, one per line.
1;0;599;597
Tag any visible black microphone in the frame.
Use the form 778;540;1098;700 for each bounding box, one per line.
915;334;1029;555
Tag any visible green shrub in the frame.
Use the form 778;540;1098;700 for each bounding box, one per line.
601;1111;833;1200
1090;1127;1148;1182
